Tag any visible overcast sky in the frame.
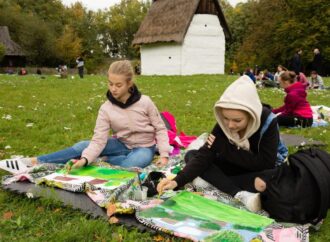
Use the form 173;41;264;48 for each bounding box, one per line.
61;0;247;11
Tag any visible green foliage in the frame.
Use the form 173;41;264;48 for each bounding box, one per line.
224;0;330;72
0;43;5;61
55;25;82;65
0;1;59;65
96;0;150;58
0;0;150;67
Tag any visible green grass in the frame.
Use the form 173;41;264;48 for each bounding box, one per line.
0;73;329;241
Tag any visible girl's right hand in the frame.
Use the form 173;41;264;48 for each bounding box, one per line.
157;178;178;194
207;134;216;148
72;158;87;169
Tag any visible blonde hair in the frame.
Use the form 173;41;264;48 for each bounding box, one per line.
108;60;134;82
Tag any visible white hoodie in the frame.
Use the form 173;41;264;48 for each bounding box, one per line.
214;75;262;150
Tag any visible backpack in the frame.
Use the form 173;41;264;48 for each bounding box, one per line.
259;112;288;166
160;111;196;148
261;148;330;224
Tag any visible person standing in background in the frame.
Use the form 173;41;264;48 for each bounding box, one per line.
292;49;303;75
312;48;323;76
76;56;84;78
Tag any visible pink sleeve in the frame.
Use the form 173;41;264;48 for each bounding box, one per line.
272;105;285;114
82;106;110;163
146;97;171;157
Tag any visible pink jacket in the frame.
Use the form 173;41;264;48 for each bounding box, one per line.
273;81;312;118
82;95;171;163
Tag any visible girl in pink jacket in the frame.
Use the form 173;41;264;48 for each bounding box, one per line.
272;71;313;127
4;61;171;170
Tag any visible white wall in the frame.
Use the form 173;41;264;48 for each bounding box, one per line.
140;14;225;75
140;43;182;75
182;14;225;75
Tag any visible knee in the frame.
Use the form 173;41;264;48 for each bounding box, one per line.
184;150;198;164
72;140;89;152
132;149;154;168
255;177;267;192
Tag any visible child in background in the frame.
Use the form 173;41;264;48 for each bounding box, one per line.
273;71;313;127
274;65;287;85
309;71;324;89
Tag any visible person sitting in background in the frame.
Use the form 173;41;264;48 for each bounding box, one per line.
274;65;287;85
60;65;68;79
297;72;309;89
309;71;324;90
244;68;256;83
273;71;313;127
18;68;27;75
262;70;277;87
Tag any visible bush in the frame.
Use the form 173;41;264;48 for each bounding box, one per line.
0;43;5;62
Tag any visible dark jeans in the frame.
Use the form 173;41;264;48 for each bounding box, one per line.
78;66;84;78
277;115;313;128
185;150;276;196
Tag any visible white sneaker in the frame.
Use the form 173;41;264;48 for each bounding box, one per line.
234;191;261;213
0;157;31;174
192;177;212;189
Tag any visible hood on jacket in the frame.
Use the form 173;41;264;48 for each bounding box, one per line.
214;75;262;150
106;84;141;109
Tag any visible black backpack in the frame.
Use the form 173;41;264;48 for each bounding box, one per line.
261;148;330;224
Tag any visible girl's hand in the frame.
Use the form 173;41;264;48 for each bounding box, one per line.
157;178;177;194
72;158;87;169
207;134;215;148
155;157;168;167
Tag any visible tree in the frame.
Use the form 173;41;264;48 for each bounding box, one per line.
0;43;5;61
225;0;330;72
55;25;82;65
98;0;150;58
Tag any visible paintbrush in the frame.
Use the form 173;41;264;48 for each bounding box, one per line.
64;159;77;175
157;178;163;199
137;171;143;191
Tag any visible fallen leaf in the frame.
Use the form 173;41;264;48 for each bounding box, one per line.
108;216;119;224
3;211;13;220
37;207;44;212
106;203;116;217
153;235;166;241
112;233;123;242
53;208;61;213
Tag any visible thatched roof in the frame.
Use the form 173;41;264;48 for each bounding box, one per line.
0;26;25;56
133;0;231;45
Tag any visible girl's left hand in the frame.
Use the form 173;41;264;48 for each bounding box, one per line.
155;157;168;167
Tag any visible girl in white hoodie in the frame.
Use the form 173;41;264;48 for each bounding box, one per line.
158;75;280;212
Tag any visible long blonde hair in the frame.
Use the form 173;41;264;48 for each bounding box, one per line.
108;60;134;82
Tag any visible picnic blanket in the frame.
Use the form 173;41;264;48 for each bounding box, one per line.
311;105;330;127
1;153;314;241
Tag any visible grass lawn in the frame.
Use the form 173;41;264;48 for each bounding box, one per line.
0;73;329;241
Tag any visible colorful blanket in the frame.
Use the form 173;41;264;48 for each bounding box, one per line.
1;154;313;242
36;166;137;193
137;191;273;242
311;105;330;127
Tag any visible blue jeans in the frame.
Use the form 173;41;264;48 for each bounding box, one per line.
37;138;156;168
